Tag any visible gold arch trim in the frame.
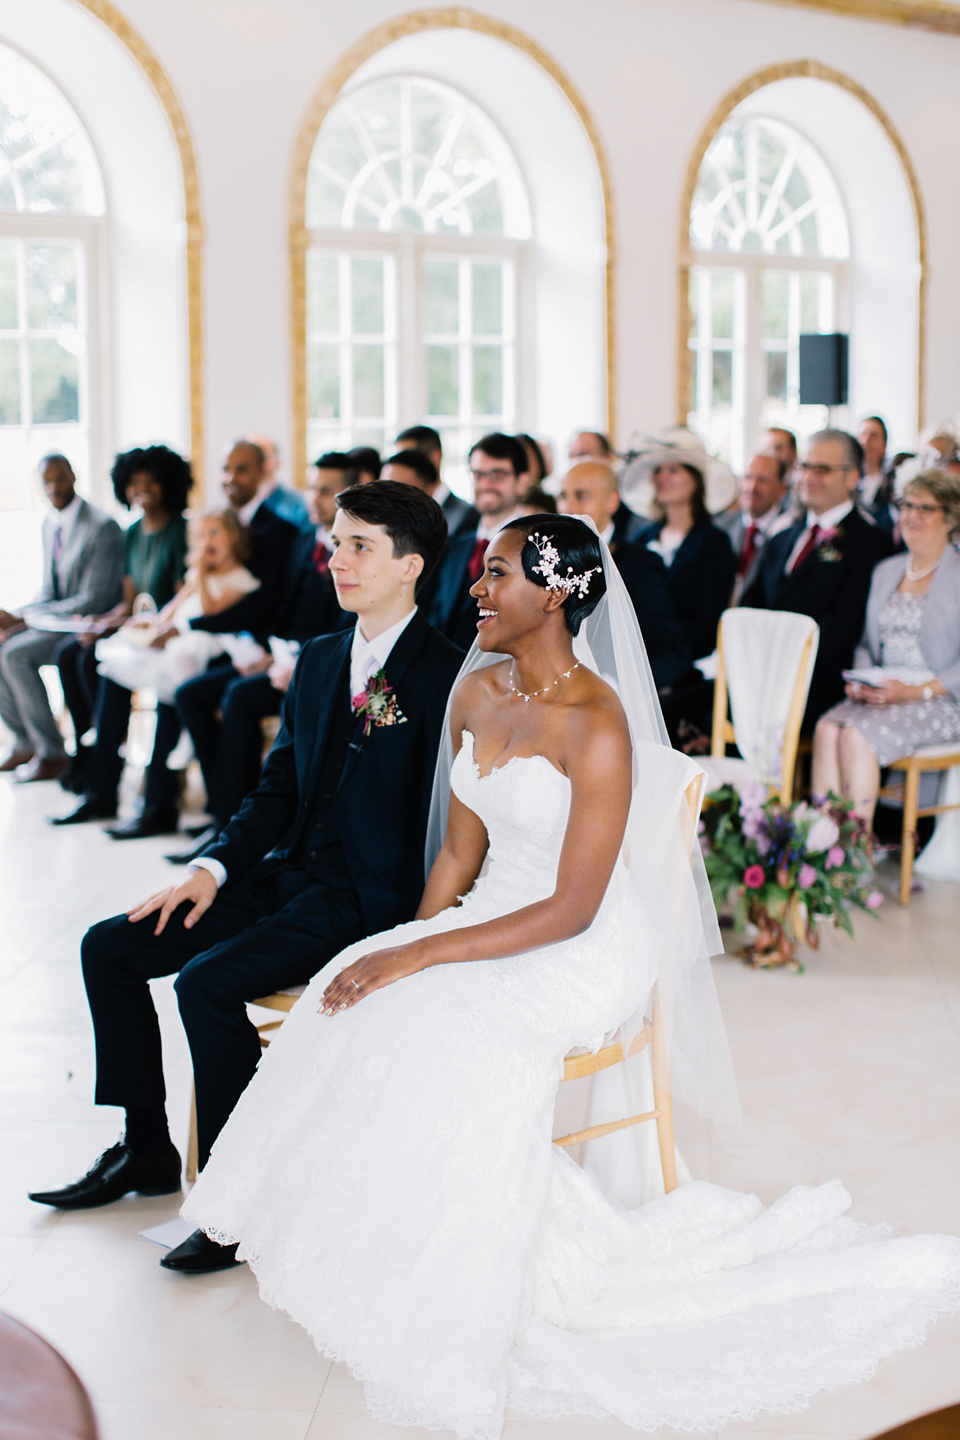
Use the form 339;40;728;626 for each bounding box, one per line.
72;0;204;486
747;0;960;35
289;7;615;485
676;59;927;436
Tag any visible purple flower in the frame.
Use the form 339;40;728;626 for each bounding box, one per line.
739;781;768;813
865;890;885;910
826;846;845;870
744;865;765;889
798;863;817;890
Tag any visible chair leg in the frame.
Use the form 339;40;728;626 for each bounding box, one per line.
900;763;921;906
186;1085;198;1183
651;997;678;1193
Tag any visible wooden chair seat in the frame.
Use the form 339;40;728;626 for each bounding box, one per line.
879;744;960;904
0;1311;100;1439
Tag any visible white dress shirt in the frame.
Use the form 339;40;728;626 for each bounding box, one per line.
193;606;418;890
785;500;854;572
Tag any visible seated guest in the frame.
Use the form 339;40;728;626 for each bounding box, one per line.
519;484;557;515
395;425;476;536
0;454;123;782
567;429;616;464
28;482;463;1281
515;433;549;484
762;425;798;474
381;448;440;493
95;441;297;840
556;461;690;691
167;454;353;862
346;446;381;486
743;428;891;728
248;433;311;533
633;445;737;664
813;470;960;831
425;433;528;651
716;451;792;597
55;445;191;794
857;415;898;537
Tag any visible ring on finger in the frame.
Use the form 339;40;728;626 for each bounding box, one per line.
350;979;360;990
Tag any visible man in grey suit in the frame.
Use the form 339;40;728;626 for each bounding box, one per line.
0;454;124;781
716;451;793;598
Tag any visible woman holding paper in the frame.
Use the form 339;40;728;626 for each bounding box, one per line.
813;470;960;828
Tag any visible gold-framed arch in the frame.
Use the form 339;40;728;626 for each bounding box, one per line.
676;59;927;435
289;7;616;485
72;0;205;485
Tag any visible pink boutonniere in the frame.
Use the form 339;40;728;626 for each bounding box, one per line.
352;668;407;738
817;525;843;563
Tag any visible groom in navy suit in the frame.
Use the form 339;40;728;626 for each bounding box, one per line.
30;482;464;1269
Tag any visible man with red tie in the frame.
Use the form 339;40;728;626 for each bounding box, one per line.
167;453;355;862
742;429;890;728
717;451;792;597
424;433;529;651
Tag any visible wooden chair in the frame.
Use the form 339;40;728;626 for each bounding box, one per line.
708;609;818;805
186;773;705;1194
878;744;960;905
0;1311;100;1439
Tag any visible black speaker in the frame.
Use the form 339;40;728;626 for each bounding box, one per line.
798;333;848;406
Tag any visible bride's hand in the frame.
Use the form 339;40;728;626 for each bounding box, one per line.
320;944;426;1015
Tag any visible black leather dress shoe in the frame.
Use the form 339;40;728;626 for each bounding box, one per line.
28;1141;182;1209
105;804;180;840
50;794;118;826
165;826;220;864
160;1229;242;1273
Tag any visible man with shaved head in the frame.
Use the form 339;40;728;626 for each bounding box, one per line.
557;461;689;691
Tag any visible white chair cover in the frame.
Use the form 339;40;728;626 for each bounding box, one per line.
913;751;960;884
703;608;819;792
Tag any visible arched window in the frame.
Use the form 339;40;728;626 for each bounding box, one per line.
305;75;531;483
687;115;849;470
0;44;105;511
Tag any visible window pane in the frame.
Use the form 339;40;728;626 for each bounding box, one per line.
29;340;78;422
800;272;824;332
423;260;459;335
26;243;78;330
351;257;384;334
352;344;384;417
0;241;17;329
308;343;340;419
427;344;458;417
711;350;732;407
761;270;788;340
765;350;788;403
710;273;734;340
0;340;20;422
472;263;502;336
473;346;501;416
306;252;339;334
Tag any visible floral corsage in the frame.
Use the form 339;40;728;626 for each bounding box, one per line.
352;668;407;737
817;525;843;563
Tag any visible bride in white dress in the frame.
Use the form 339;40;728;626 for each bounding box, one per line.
183;516;960;1439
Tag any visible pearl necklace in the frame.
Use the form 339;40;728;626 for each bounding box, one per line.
509;660;581;703
905;556;943;582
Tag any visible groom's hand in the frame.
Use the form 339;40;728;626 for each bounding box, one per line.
127;868;219;936
320;944;426;1015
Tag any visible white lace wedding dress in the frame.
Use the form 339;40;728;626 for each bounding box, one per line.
183;730;960;1439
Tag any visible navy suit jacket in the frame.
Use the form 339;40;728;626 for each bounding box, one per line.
635;518;736;663
742;505;891;723
611;540;690;691
425;525;484;652
204;610;464;934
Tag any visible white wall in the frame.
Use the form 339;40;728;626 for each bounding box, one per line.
7;0;959;479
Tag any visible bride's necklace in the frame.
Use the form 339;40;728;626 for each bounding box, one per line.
905;554;943;582
509;659;581;703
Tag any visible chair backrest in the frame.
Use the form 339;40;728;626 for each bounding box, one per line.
711;607;819;803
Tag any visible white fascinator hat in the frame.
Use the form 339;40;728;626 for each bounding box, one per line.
619;427;737;518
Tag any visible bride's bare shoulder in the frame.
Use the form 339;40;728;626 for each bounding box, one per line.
452;662;511;707
565;671;631;762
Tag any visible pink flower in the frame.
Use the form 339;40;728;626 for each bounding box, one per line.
743;865;765;889
826;845;845;869
865;890;885;909
798;863;817;890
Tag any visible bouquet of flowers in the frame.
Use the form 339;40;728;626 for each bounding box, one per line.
700;782;882;968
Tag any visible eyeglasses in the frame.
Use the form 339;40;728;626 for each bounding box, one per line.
469;467;515;482
893;499;944;516
798;462;854;478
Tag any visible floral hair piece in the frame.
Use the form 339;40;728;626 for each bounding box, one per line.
528;532;602;600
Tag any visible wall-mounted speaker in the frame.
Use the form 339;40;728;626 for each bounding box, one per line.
798;333;848;406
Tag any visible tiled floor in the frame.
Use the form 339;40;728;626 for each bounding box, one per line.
2;774;959;1440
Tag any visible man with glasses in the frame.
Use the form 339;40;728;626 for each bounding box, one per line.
742;428;890;727
425;433;528;650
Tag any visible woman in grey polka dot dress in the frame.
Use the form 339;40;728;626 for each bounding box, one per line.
813;469;960;832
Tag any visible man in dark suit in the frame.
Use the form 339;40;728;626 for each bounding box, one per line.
556;460;690;691
715;451;793;597
98;440;298;840
29;482;463;1272
425;432;528;651
167;453;354;861
742;428;890;728
394;424;477;537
